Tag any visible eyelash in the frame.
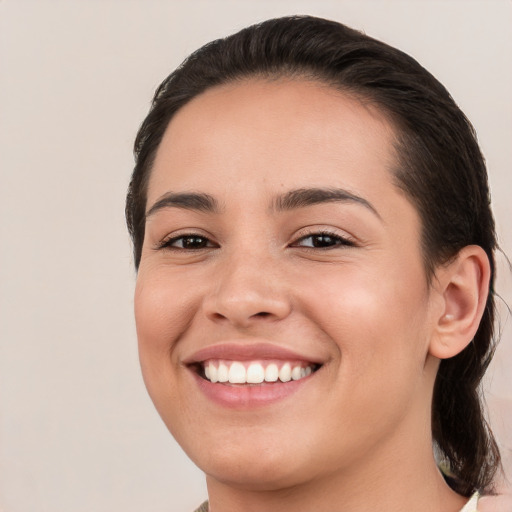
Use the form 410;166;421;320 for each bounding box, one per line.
156;233;217;251
156;230;355;251
292;230;356;249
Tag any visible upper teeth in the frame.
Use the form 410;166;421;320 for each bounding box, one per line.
204;360;314;384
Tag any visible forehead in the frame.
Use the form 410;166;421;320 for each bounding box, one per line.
148;79;399;207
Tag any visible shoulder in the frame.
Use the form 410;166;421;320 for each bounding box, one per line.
193;501;209;512
478;489;512;512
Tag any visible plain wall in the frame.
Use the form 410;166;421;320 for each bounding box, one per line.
1;1;511;511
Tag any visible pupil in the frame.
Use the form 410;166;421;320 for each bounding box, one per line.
313;235;334;247
184;236;205;248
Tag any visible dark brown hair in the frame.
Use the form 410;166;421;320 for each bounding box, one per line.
126;15;500;496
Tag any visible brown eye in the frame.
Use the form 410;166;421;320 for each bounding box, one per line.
294;232;355;249
161;234;214;250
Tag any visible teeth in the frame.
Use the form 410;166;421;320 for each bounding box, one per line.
247;363;265;384
209;364;218;383
279;363;292;382
217;362;229;383
228;362;246;384
204;360;316;384
291;366;302;381
265;363;279;382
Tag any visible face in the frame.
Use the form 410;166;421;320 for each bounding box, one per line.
135;79;441;490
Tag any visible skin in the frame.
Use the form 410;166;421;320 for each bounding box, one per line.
135;79;490;512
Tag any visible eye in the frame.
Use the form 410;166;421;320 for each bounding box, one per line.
158;234;216;250
292;231;355;249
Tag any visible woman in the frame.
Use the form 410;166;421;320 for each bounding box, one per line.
126;16;505;511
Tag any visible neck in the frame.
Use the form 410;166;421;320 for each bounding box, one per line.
205;412;467;512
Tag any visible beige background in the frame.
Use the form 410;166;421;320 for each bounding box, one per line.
1;1;510;511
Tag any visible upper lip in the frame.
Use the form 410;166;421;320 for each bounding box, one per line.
183;342;326;365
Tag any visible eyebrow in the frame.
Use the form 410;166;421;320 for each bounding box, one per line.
145;187;380;219
272;187;381;219
146;192;219;218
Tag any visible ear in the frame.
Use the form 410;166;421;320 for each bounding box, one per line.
429;245;491;359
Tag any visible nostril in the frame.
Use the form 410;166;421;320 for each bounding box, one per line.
254;312;271;318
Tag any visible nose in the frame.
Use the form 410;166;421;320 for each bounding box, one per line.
202;252;292;328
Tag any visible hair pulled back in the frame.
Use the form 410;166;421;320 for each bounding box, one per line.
126;15;500;496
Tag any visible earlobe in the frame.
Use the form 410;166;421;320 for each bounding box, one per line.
429;245;491;359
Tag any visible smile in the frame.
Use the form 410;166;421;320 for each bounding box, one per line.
183;343;325;408
202;360;317;384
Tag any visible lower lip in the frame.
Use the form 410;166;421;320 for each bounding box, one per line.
191;371;311;409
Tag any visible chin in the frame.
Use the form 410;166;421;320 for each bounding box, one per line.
185;435;315;491
205;460;312;492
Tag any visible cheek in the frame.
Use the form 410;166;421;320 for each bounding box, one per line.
134;270;198;399
134;271;201;435
301;261;431;376
302;269;432;447
135;270;196;350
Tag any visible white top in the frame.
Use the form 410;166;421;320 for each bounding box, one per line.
460;492;479;512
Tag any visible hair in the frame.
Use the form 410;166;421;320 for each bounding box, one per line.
126;15;500;496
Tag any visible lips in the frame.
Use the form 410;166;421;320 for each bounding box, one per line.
184;343;323;408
